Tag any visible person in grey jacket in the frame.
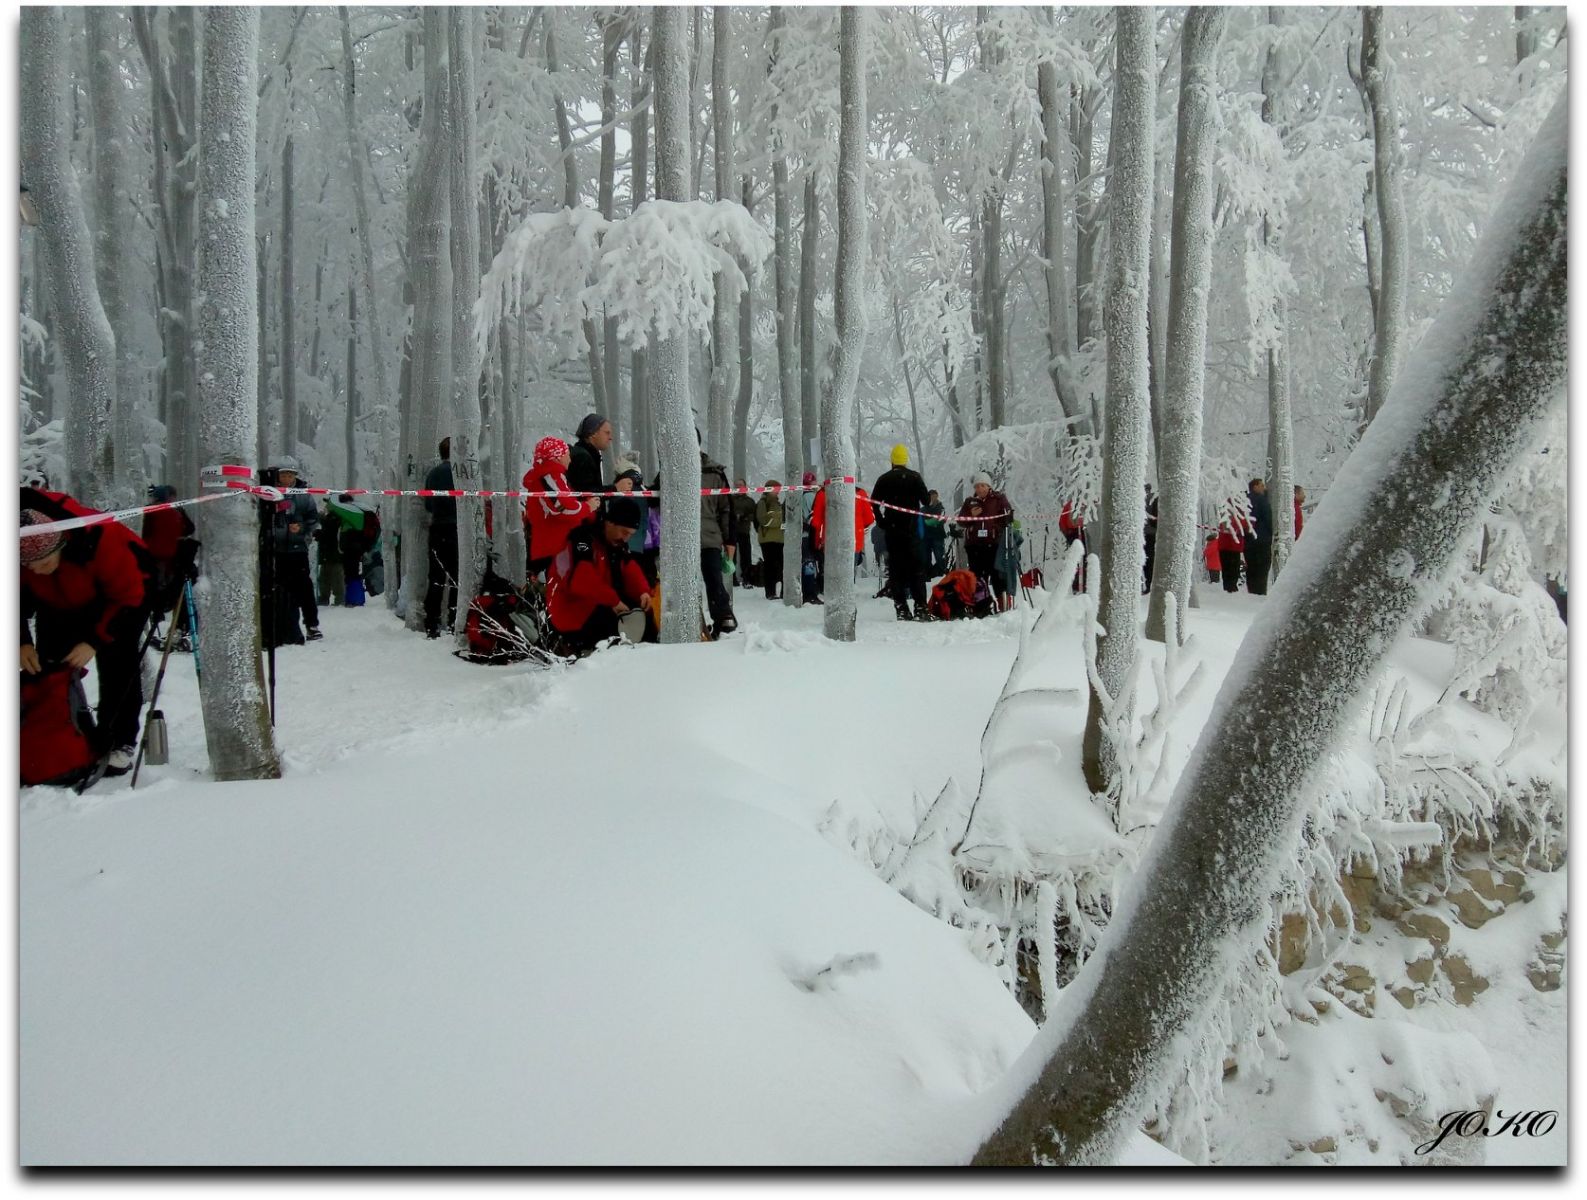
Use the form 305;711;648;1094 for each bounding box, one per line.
699;442;738;636
264;456;322;640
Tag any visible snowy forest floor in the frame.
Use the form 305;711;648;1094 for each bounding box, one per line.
19;582;1565;1166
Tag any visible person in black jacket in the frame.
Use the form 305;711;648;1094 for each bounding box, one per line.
423;438;458;638
1244;477;1274;596
870;444;932;620
568;414;613;498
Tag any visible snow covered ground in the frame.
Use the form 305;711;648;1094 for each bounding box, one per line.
17;582;1565;1166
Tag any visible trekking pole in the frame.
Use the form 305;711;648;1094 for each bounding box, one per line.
183;577;202;678
130;603;184;788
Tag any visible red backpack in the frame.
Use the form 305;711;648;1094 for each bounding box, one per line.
929;569;982;621
21;668;101;788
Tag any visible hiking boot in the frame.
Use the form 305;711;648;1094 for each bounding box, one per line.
913;606;936;622
104;746;135;776
894;603;913;621
714;614;738;637
425;627;441;640
306;626;324;641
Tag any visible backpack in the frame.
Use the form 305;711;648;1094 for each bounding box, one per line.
928;569;980;621
21;668;101;789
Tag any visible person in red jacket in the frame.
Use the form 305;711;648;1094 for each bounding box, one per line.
958;473;1015;607
21;489;151;772
1293;484;1306;540
1216;509;1249;593
1059;499;1087;593
809;483;874;588
547;496;653;654
524;436;597;581
1202;532;1222;583
141;484;199;637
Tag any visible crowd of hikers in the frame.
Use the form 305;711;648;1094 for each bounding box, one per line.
20;413;1307;787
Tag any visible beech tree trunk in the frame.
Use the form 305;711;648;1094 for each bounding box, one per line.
820;6;868;644
769;7;804;607
1262;7;1296;577
1037;24;1083;434
799;167;821;469
85;7;144;505
1081;7;1155;796
707;5;738;463
653;6;706;644
733;175;755;483
22;6;115;508
191;5;282;783
975;93;1565;1166
598;11;624;461
448;6;485;648
280;136;296;459
1145;7;1228;645
1360;7;1408;427
346;283;358;487
630;22;655;472
401;8;454;631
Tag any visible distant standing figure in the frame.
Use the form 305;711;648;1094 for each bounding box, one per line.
423;438;458;638
1217;513;1246;593
1202;533;1222;584
755;484;786;600
731;480;758;590
568;413;613;498
1142;485;1159;594
958;473;1014;608
1244;477;1274;595
922;491;947;575
870;444;932;620
1293;484;1306;540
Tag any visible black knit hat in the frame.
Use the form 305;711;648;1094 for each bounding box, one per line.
604;495;642;529
576;413;609;440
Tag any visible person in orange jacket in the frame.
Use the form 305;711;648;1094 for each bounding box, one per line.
810;482;874;586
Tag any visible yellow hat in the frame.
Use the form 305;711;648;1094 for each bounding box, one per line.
890;443;909;466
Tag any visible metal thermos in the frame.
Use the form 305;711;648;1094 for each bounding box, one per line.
144;710;170;767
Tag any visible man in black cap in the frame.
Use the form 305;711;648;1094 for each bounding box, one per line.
547;495;653;653
423;437;458;638
569;414;613;498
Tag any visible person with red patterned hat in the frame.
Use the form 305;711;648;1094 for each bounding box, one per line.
524;435;597;582
21;488;152;774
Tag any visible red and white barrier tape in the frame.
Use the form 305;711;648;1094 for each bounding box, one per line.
18;490;243;538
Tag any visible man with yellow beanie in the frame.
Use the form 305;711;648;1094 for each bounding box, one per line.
870;444;933;620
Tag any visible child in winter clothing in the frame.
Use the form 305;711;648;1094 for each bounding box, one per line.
524;436;596;580
1203;533;1222;583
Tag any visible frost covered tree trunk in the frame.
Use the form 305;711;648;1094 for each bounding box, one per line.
338;8;395;521
707;5;738;463
21;6;115;508
598;11;624;462
1037;28;1083;435
1360;7;1408;428
280;136;297;459
401;9;454;632
653;6;705;644
1081;7;1155;796
1072;85;1103;349
1261;7;1295;577
191;6;281;783
448;7;485;647
798;167;821;468
1145;7;1227;645
346;283;357;487
733;176;755;483
85;7;144;505
974;94;1566;1166
769;7;804;608
819;7;868;644
547;15;605;417
134;6;200;493
630;23;654;471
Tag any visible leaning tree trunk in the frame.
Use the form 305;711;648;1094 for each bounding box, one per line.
1360;7;1408;428
819;6;868;644
706;5;739;463
448;6;486;650
1145;7;1228;645
1261;7;1295;577
1080;6;1155;797
974;92;1566;1167
85;7;144;506
21;6;115;508
191;6;282;783
402;8;454;631
653;6;705;644
769;7;805;608
1037;24;1083;434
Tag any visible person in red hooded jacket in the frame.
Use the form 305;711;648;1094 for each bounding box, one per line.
524;435;599;581
21;488;152;772
1216;508;1250;593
